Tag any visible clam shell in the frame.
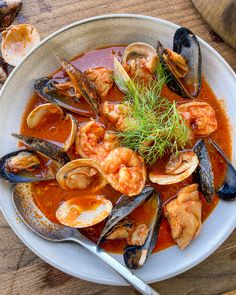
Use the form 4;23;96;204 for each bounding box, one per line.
56;195;112;228
56;159;107;192
1;24;40;66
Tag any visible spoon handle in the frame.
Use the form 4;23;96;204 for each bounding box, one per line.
70;231;160;295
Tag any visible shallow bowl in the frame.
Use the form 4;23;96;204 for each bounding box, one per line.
0;14;236;285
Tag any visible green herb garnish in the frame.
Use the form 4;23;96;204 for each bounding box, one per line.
114;63;191;166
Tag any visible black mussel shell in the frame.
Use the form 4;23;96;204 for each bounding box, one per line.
157;27;201;99
98;186;155;244
209;139;236;201
193;139;214;203
12;133;70;165
0;150;51;183
124;191;162;269
34;77;93;117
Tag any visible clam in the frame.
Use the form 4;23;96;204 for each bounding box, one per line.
122;42;158;80
193;139;214;203
27;103;64;128
34;57;100;118
0;150;55;183
63;114;77;152
56;195;112;228
209;139;236;201
56;159;107;192
1;24;40;66
149;150;199;185
12;133;70;165
157;27;202;98
0;0;22;31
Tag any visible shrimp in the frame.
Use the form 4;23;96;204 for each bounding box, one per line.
102;147;146;196
177;101;217;136
102;102;137;131
85;67;113;97
75;120;119;161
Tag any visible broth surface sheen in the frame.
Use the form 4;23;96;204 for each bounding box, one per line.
20;46;231;253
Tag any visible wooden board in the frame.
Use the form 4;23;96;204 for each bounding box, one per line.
191;0;236;49
0;0;236;294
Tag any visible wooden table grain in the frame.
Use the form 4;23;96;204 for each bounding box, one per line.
0;1;236;294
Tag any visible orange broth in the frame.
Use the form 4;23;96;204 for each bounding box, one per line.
20;46;232;253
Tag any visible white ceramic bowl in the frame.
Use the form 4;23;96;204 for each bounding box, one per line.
0;14;236;285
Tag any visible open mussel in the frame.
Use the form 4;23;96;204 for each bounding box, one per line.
157;27;202;99
0;150;54;183
34;57;100;118
12;133;70;165
193;139;214;203
98;186;155;244
98;187;162;269
209;139;236;201
124;191;162;269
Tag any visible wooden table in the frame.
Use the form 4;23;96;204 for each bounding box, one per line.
0;1;236;294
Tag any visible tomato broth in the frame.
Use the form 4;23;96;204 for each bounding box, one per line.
20;46;232;253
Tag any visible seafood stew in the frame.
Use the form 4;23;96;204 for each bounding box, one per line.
0;27;234;270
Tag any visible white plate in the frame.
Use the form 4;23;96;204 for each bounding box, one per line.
0;14;236;285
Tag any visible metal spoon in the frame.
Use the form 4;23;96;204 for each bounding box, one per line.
12;184;160;295
209;139;236;200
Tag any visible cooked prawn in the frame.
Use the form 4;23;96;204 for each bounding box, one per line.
102;147;146;196
75;120;119;161
177;101;217;136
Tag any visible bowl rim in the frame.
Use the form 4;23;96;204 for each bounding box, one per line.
0;13;236;286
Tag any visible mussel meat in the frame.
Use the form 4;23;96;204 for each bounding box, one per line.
209;139;236;201
193;139;214;203
56;159;107;192
0;150;55;183
56;195;113;228
12;133;70;165
149;150;198;185
157;27;202;98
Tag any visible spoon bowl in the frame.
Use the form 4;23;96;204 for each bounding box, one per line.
12;183;159;295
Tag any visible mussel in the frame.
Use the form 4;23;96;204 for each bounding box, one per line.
157;27;202;98
124;191;162;269
12;133;70;165
34;57;100;118
209;139;236;201
193;139;214;203
98;187;162;269
0;150;55;183
98;186;155;243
